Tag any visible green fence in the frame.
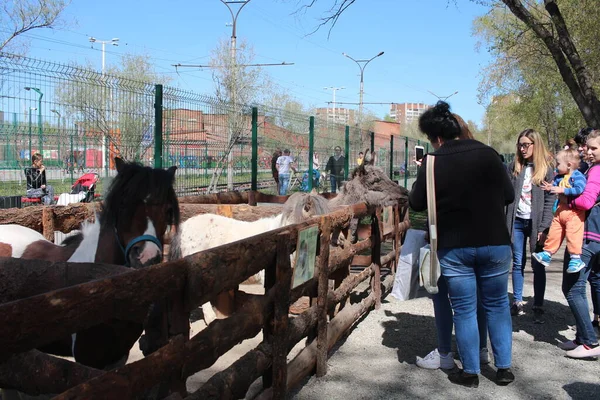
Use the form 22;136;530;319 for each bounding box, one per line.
1;52;434;198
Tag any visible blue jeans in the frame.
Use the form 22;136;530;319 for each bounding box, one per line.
511;217;546;306
432;275;488;355
562;241;599;346
588;260;600;317
329;175;342;193
439;245;513;374
279;173;290;195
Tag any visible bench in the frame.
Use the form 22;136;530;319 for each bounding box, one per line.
20;193;101;207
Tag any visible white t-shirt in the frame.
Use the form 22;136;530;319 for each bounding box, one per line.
276;155;295;175
516;165;533;219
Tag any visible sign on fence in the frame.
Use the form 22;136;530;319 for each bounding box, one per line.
292;224;319;289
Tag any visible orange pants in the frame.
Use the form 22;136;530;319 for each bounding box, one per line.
543;203;585;255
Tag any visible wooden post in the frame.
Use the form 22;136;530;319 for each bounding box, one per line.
316;218;332;377
371;208;382;310
272;234;292;398
42;207;55;241
262;234;278;390
393;204;401;274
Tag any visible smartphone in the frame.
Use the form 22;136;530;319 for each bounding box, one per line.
415;145;425;162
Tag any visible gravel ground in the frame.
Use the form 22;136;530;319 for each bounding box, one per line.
290;246;600;400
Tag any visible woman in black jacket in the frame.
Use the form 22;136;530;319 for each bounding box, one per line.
409;101;515;388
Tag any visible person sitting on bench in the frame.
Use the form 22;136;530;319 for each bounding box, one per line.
25;153;55;205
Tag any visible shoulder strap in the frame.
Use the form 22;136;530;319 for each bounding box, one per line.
426;156;439;287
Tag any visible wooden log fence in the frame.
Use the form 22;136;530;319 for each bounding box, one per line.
0;190;410;399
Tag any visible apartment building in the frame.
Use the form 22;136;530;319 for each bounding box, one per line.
389;103;430;126
315;107;356;126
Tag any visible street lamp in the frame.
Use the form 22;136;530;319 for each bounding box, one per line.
28;107;37;159
342;51;384;130
324;86;345;124
220;0;251;191
89;37;119;73
427;90;459;102
25;87;43;155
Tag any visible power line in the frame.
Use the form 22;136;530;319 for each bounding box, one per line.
172;62;294;69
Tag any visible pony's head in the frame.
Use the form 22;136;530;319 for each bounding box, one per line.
281;192;332;225
100;158;179;268
338;149;408;207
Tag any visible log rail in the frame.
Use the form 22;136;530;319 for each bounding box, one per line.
0;190;410;399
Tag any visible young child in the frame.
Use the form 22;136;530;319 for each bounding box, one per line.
533;149;587;273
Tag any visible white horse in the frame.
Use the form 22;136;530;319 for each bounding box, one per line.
169;192;331;323
168;150;408;324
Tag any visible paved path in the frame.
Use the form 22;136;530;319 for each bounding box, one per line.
291;248;600;400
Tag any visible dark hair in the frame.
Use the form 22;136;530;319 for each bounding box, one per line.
283;149;290;154
418;101;461;142
31;152;42;163
358;152;364;156
575;127;594;145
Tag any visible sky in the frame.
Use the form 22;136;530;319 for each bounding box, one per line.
18;0;493;126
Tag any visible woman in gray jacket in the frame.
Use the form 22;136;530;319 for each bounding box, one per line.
506;129;555;323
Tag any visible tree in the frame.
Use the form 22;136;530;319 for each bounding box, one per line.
55;54;171;163
0;0;70;54
293;0;600;128
206;38;275;192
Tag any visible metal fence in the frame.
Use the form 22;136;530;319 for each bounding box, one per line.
1;52;464;199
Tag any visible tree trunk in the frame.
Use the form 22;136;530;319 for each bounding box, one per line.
502;0;600;127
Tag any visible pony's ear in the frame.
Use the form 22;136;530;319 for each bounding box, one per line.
303;194;314;213
115;157;125;173
167;166;177;181
364;149;375;165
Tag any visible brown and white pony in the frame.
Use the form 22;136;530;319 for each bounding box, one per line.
0;158;180;370
168;150;407;324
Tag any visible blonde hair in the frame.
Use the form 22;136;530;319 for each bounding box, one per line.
587;129;600;143
513;129;553;185
453;113;474;140
556;148;580;169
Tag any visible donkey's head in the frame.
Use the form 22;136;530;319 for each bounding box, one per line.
281;192;332;226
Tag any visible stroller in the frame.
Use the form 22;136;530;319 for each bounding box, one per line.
70;172;99;202
56;172;99;206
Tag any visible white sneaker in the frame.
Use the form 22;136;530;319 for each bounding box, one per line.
416;348;456;370
480;347;490;364
566;344;600;359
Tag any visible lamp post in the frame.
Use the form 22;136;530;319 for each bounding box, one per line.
427;90;459;102
28;107;37;159
220;0;251;191
324;86;345;124
24;87;43;155
342;51;384;131
51;109;63;167
89;37;119;73
89;36;119;176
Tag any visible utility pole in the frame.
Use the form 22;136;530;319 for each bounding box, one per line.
220;0;251;191
342;51;384;147
89;36;119;175
324;86;345;124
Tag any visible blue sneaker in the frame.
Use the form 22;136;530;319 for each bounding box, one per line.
533;251;552;267
567;258;586;274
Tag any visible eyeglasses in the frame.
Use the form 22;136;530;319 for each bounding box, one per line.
518;142;534;149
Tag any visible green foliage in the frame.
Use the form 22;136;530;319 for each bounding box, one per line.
474;1;599;151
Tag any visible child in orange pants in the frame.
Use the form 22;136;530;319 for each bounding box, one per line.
534;149;587;273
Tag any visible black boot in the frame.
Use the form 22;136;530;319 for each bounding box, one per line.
448;369;479;388
496;368;515;385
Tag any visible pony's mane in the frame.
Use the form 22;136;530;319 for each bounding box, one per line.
100;161;179;229
281;192;332;225
59;219;98;247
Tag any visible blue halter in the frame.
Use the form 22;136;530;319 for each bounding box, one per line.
115;230;163;267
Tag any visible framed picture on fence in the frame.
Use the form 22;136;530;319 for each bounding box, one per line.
382;206;394;236
292;224;319;289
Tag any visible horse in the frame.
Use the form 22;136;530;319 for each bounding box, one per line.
168;149;408;324
169;191;331;324
0;157;180;372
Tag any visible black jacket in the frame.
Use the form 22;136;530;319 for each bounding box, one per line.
25;167;46;190
325;155;345;178
409;139;514;249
